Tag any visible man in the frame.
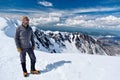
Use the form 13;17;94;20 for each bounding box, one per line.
15;16;40;77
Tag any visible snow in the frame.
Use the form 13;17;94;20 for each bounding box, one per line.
0;17;120;80
62;40;80;53
0;17;20;37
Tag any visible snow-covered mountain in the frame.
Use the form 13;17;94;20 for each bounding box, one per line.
0;17;119;56
0;17;106;55
0;17;120;80
34;29;106;55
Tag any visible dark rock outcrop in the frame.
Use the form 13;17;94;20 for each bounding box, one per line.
34;29;107;55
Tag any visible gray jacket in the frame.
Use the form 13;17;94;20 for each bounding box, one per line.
15;25;35;49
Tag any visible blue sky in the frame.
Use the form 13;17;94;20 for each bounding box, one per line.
0;0;120;9
0;0;120;15
0;0;119;17
0;0;120;30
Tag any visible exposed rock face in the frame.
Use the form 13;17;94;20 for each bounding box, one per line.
34;29;107;55
97;37;120;56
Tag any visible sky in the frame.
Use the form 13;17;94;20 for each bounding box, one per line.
0;0;120;30
0;0;120;10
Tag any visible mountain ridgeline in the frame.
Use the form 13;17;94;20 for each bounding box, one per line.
34;29;107;55
0;17;118;56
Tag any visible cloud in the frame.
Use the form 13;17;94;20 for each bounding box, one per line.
30;12;61;25
1;6;120;30
62;7;120;16
38;0;53;7
56;15;120;29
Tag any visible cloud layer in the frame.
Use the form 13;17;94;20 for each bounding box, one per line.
56;15;120;29
1;6;120;30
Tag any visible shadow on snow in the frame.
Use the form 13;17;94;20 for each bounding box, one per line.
40;60;72;74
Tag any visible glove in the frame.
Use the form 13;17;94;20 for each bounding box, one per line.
17;48;22;52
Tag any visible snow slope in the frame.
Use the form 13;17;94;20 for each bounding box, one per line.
0;17;120;80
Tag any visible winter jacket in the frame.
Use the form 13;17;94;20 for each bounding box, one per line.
15;25;35;49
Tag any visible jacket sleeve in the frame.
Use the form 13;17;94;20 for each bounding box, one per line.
15;27;21;48
31;29;35;47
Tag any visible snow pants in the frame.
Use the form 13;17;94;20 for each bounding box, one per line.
20;48;36;72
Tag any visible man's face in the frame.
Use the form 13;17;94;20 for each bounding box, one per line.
22;18;29;26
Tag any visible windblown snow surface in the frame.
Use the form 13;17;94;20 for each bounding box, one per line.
0;17;120;80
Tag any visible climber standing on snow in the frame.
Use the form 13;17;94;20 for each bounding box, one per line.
15;16;40;77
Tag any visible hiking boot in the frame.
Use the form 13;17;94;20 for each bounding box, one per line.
30;70;40;74
23;72;28;77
